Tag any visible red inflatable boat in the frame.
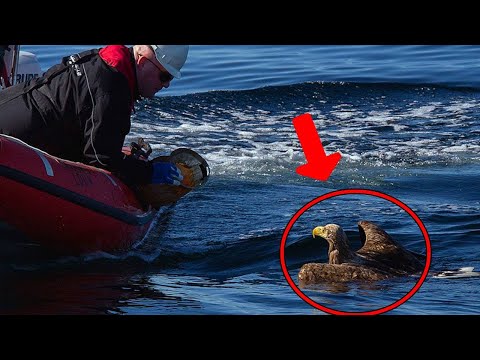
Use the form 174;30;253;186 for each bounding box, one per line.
0;134;156;254
0;134;209;255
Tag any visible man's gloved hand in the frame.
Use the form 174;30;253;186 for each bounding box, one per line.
151;162;184;186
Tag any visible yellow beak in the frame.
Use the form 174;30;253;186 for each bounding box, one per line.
312;226;325;238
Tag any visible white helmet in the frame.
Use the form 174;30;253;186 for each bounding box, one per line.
151;45;189;79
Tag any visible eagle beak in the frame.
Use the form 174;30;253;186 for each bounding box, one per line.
312;226;325;238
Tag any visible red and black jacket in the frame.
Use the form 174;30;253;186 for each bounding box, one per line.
0;45;152;186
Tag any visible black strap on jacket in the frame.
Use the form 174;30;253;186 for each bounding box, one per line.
27;49;99;92
0;49;99;107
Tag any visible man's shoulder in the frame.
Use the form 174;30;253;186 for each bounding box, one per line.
99;45;131;68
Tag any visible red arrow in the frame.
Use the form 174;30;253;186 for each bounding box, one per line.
293;113;341;181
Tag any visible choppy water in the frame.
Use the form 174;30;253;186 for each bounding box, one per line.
1;45;479;315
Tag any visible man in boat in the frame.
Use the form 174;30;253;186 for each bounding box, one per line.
0;45;188;187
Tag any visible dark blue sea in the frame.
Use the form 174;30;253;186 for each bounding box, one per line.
1;45;479;315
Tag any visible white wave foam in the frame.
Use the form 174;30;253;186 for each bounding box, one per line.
405;104;437;117
442;144;478;153
126;92;480;177
434;267;480;279
444;101;479;112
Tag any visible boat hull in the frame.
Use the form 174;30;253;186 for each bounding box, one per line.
0;134;155;255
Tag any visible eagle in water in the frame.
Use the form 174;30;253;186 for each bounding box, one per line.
298;220;425;285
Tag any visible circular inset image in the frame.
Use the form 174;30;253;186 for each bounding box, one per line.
280;189;431;315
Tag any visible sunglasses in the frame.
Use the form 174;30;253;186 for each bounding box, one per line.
142;56;174;83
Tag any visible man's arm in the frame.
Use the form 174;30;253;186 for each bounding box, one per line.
82;93;153;186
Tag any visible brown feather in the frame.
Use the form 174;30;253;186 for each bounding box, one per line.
298;221;424;285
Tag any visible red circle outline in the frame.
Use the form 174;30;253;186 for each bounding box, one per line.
280;188;432;316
